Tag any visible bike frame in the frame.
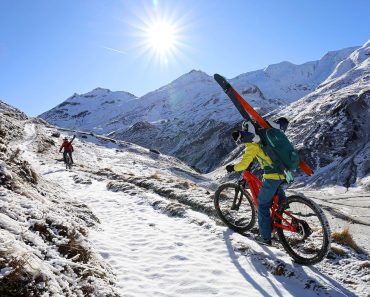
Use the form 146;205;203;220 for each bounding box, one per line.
242;171;298;233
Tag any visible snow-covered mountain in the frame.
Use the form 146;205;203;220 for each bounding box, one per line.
40;46;358;172
276;40;370;188
1;100;370;296
233;46;358;102
41;88;137;133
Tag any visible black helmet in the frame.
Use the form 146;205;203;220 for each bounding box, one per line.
274;117;289;132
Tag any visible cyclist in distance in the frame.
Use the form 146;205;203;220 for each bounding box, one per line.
59;137;74;165
226;118;289;245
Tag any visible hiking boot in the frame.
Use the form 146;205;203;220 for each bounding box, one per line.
255;235;272;246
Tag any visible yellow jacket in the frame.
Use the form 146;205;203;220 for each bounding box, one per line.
234;143;286;180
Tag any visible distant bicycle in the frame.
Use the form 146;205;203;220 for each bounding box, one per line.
214;170;331;265
64;153;72;170
59;135;75;170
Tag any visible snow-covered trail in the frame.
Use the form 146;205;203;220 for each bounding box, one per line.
19;123;359;297
44;169;321;297
36;165;352;297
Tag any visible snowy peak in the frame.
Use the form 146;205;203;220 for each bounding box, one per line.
163;69;214;89
263;60;296;75
82;87;137;99
39;89;138;132
232;46;358;102
324;41;370;83
178;69;212;81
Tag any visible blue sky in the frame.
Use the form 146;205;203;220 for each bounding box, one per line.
1;0;369;116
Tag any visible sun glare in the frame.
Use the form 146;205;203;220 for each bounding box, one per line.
144;19;179;64
129;2;191;66
147;22;176;54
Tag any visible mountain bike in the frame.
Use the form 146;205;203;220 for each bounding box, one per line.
214;171;331;265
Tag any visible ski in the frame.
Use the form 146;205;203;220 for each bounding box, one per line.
69;135;76;144
214;73;314;176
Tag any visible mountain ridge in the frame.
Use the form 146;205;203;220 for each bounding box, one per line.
39;44;363;173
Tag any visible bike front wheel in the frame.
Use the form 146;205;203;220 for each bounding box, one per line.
214;183;256;233
276;195;331;265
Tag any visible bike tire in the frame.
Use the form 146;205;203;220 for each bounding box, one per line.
276;195;331;265
65;155;71;170
214;183;256;233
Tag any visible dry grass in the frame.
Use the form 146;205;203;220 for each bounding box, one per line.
30;168;38;184
332;227;363;253
149;173;162;180
358;261;370;270
330;246;346;257
0;256;46;297
58;231;91;263
180;181;191;189
31;222;54;242
8;148;20;163
18;161;38;184
0;127;6;138
0;143;7;153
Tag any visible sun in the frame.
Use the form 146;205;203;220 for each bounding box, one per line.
146;21;177;56
143;19;180;64
128;2;192;66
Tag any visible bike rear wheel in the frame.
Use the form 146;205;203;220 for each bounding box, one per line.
214;183;256;233
65;155;72;170
276;195;331;265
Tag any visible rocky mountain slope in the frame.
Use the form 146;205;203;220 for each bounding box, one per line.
276;39;370;188
39;46;358;172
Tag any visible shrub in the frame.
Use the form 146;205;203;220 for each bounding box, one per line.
58;231;91;263
149;173;161;180
8;148;21;163
0;255;47;297
330;246;346;257
332;227;363;253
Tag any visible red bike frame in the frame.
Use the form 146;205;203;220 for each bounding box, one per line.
242;171;298;233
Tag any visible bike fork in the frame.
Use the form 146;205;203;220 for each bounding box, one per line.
231;182;245;210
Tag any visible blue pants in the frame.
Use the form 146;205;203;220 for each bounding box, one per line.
258;179;286;240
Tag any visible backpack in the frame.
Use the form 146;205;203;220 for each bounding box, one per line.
258;128;300;179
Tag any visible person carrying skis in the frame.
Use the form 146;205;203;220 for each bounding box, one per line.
226;118;289;245
59;137;74;164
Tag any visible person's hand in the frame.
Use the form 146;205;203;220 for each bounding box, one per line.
226;164;235;173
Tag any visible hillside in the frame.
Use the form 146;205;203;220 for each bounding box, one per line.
278;40;370;188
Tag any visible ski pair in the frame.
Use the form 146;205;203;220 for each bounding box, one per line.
214;73;313;176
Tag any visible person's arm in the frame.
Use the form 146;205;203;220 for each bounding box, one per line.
234;143;258;172
70;144;74;152
59;143;64;152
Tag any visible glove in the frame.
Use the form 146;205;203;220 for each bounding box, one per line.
226;164;235;173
